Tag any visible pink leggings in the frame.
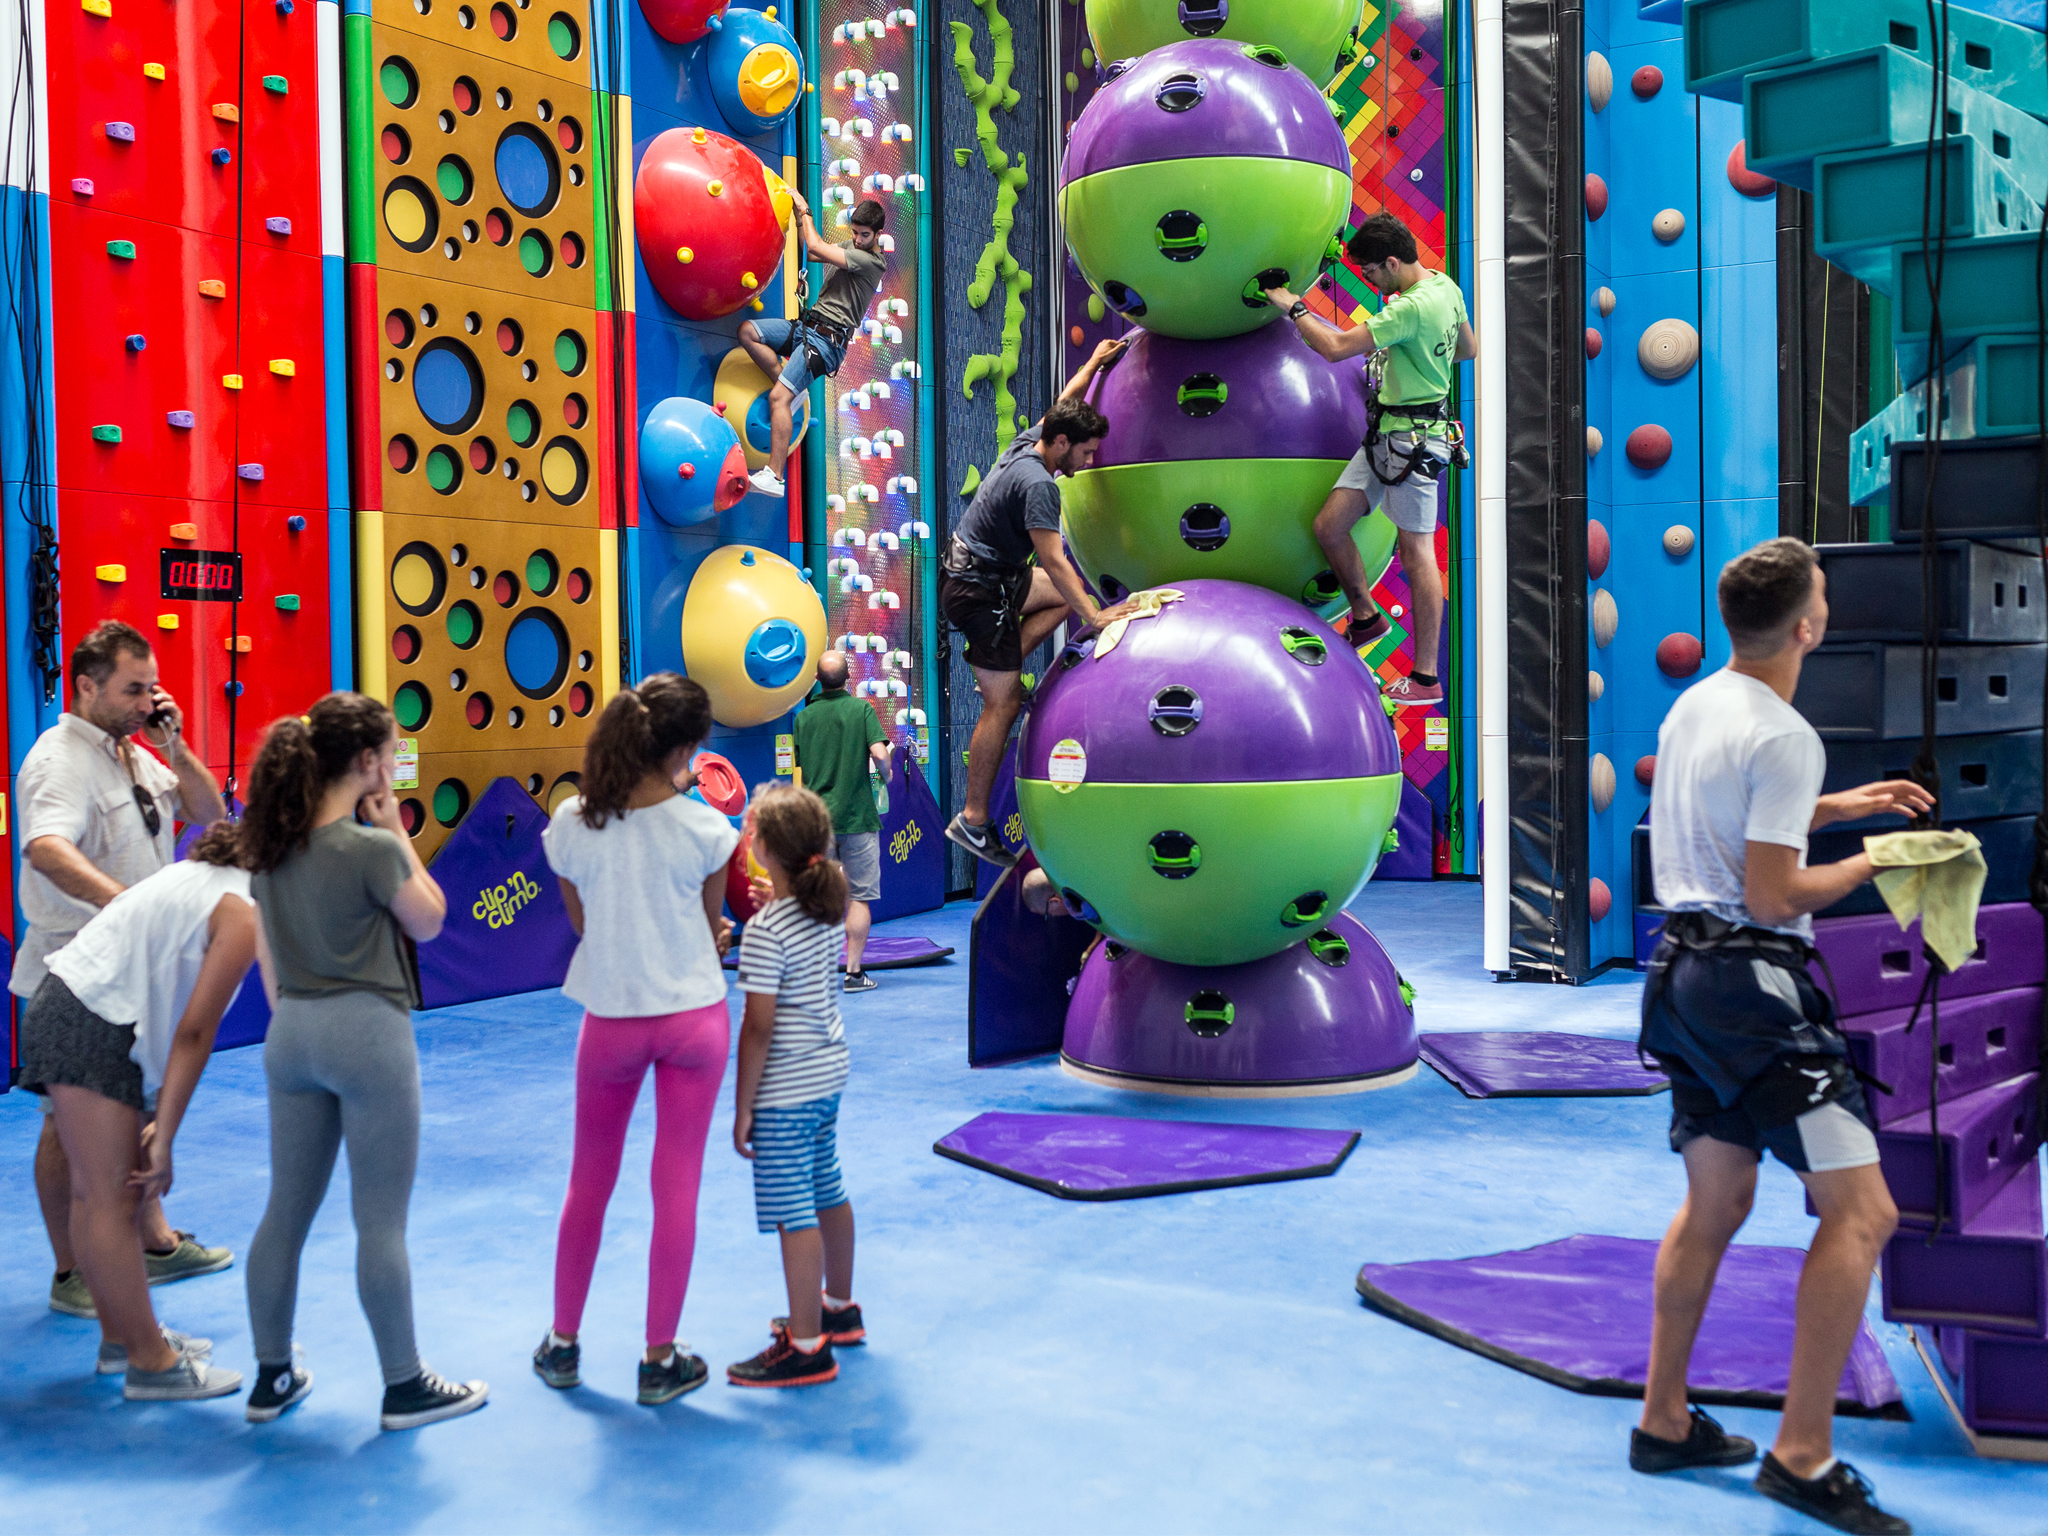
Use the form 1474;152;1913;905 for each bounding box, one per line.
552;1001;730;1346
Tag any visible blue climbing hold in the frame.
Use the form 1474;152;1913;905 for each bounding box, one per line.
743;617;807;689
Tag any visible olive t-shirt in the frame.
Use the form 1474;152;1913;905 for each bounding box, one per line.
252;819;418;1009
806;244;886;335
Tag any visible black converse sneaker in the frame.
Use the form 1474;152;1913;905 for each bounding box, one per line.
637;1349;709;1405
245;1360;314;1423
1629;1406;1757;1474
945;813;1017;868
380;1369;489;1431
1756;1454;1912;1534
532;1332;580;1389
728;1331;837;1388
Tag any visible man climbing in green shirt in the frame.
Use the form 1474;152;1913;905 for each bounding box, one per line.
791;652;893;992
1265;211;1478;708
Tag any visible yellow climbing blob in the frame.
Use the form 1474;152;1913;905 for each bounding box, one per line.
740;43;801;118
392;550;437;608
383;184;427;244
760;164;795;227
541;444;581;497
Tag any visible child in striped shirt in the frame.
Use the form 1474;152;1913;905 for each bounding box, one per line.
729;784;863;1388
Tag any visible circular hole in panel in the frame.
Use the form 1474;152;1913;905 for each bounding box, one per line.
390;540;446;615
540;436;587;503
411;0;427;13
506;399;540;446
526;773;542;794
388;434;418;472
453;76;480;114
391;625;421;663
496;318;524;354
379;57;418;109
566;567;591;602
468;435;496;472
485;208;511;244
547;12;579;58
548;706;564;726
399;798;424;836
468;566;486;588
419;303;438;327
461;220;479;243
449;543;468;565
393;680;433;729
383;359;404;383
381;124;411;163
442;237;459;259
526;549;559;594
536;98;553;121
446;599;481;646
381;177;438;251
494;86;511;110
557;117;582;152
568;682;593;715
411;338;485;432
495;123;560;217
456;2;473;23
508;706;525;727
576;649;592;671
502;457;519;478
492;570;519;606
560;231;584;267
436;155;472;203
546;772;579;809
463;311;481;333
553;329;585;374
437;109;455;133
448;667;467;690
504;607;569;698
385;309;416;347
424;444;463;493
433;778;470;825
518;229;552;276
520;480;537;501
520;359;537;381
466;692;494;729
561;393;586;428
490;2;515;39
567;163;583;187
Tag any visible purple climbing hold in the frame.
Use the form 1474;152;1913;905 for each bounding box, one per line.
166;410;195;429
237;463;265;481
105;120;135;142
71;177;94;196
265;216;291;235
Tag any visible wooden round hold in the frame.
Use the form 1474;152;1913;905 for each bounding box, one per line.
1591;752;1616;813
1638;318;1700;381
1587;51;1613;112
1663;524;1695;557
1652;207;1686;242
1593;588;1618;648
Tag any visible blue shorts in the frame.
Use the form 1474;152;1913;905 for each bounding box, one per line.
750;318;846;395
751;1093;847;1232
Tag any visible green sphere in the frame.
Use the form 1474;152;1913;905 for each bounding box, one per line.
1085;0;1366;88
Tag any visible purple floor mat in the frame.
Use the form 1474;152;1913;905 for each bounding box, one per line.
1357;1234;1904;1416
1418;1032;1669;1098
724;935;953;971
934;1111;1359;1200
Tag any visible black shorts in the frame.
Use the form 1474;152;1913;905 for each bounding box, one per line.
17;974;146;1112
941;565;1035;673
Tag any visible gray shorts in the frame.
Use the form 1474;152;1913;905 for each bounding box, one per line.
17;974;147;1113
1334;432;1445;535
835;831;881;903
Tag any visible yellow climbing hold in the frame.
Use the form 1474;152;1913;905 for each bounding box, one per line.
677;246;694;263
169;522;197;540
391;550;437;609
269;359;295;376
706;179;723;196
221;374;243;389
157;614;179;630
741;272;757;289
81;0;110;16
692;127;708;144
198;279;225;298
383;184;428;244
541;444;580;497
143;62;165;79
94;564;126;582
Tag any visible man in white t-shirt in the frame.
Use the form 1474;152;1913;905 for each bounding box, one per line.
1633;538;1926;1536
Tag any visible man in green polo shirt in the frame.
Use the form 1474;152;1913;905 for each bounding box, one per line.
792;653;894;992
1265;211;1478;709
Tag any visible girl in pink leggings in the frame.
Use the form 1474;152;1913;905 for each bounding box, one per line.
532;673;739;1404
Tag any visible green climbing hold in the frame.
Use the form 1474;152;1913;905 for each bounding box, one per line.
954;146;972;167
1087;294;1105;323
1065;71;1079;91
961;465;982;497
1080;47;1094;68
274;593;301;611
1397;975;1416;1009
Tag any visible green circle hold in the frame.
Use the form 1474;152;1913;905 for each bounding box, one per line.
525;551;557;593
393;681;430;730
424;445;460;492
379;59;416;108
507;401;538;445
554;329;585;373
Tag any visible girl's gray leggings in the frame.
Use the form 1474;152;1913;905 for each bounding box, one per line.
245;991;423;1385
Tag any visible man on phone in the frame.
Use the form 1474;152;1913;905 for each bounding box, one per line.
13;622;230;1318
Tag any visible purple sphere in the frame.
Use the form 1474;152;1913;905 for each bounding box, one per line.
1091;325;1369;471
1060;38;1351;191
1020;579;1398;786
1063;913;1420;1093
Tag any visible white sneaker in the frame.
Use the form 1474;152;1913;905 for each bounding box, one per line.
98;1327;212;1374
747;467;786;496
124;1354;243;1401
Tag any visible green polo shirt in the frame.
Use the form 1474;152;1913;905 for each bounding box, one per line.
1367;269;1467;430
792;686;887;836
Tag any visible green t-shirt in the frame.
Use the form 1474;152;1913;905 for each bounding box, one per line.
1366;269;1468;425
793;687;888;836
251;818;418;1010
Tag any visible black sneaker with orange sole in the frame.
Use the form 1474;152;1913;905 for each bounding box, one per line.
772;1302;865;1346
728;1332;837;1388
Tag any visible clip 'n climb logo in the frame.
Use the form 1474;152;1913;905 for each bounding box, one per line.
889;822;922;864
473;869;543;929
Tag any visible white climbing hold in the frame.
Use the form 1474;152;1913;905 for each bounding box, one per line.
1586;425;1603;458
1590;752;1616;813
1596;285;1615;318
1652;207;1686;242
1588;669;1604;702
1638;318;1701;381
1593;588;1618;649
1587;51;1612;113
1663;524;1696;557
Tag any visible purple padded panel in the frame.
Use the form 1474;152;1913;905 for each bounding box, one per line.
1810;902;2044;1018
934;1110;1357;1200
722;935;953;972
871;751;946;924
1883;1168;2047;1337
1373;777;1436;882
1926;1323;2048;1437
1419;1032;1669;1099
969;854;1095;1067
1357;1234;1902;1415
419;777;578;1010
1061;39;1351;186
1878;1072;2043;1230
974;738;1025;900
1843;985;2043;1127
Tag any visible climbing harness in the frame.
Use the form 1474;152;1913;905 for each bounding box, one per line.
1361;355;1468;488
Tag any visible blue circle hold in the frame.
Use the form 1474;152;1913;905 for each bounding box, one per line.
744;618;807;689
504;610;567;697
494;125;558;216
412;340;480;431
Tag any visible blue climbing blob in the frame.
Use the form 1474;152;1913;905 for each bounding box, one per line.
744;387;809;455
412;341;480;431
744;617;807;689
494;125;558;216
504;609;568;697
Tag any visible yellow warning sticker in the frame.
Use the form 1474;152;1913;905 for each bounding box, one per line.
1048;738;1087;793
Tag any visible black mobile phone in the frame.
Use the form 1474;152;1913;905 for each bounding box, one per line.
145;706;173;730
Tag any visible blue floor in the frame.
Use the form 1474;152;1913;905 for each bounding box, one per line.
3;881;2043;1533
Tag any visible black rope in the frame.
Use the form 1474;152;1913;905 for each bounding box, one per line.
1902;953;1951;1239
1909;0;1952;829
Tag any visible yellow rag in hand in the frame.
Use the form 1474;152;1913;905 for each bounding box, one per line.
1864;829;1988;974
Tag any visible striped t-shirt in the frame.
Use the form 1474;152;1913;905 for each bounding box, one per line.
736;896;850;1109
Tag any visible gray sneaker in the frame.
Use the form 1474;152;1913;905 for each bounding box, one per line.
49;1269;96;1318
945;813;1017;868
98;1328;213;1374
124;1354;243;1402
144;1232;233;1286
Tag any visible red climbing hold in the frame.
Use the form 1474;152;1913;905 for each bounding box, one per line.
1631;65;1663;98
1634;755;1656;787
1656;633;1704;678
1584;173;1608;221
1726;140;1776;199
1585;327;1602;360
1626;424;1672;470
1589;877;1612;922
1587;519;1610;580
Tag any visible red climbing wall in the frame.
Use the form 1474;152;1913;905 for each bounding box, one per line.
43;0;331;785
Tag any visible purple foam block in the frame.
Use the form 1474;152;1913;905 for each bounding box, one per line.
417;777;578;1009
1373;776;1436;882
1021;580;1397;785
1810;901;2043;1017
1357;1234;1903;1415
969;853;1094;1067
1928;1323;2048;1436
1878;1072;2042;1230
934;1110;1357;1199
1088;325;1369;471
870;749;946;923
1063;912;1418;1093
1883;1166;2046;1336
1418;1032;1669;1099
1842;985;2043;1127
1061;39;1351;189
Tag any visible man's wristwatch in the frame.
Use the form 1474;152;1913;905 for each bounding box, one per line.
1289;300;1309;320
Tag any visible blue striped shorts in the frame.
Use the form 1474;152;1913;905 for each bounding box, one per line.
752;1094;847;1232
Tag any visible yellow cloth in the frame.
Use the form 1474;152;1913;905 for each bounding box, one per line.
1092;587;1184;658
1864;829;1988;974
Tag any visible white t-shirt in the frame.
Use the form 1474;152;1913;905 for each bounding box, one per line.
735;896;850;1109
47;860;252;1101
1651;668;1826;938
542;792;740;1017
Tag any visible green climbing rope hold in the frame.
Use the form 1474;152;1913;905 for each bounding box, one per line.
960;465;982;497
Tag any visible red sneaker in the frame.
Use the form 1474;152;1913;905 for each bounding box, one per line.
1383;676;1444;708
1346;611;1391;649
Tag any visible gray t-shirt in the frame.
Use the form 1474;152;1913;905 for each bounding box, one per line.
806;244;886;335
954;426;1060;570
252;819;418;1009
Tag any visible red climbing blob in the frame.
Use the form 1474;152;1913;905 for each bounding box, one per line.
1584;173;1608;221
1656;633;1704;678
1634;755;1656;787
1585;326;1603;360
1626;424;1673;470
639;0;728;44
1726;139;1777;199
1631;65;1663;99
1589;877;1612;922
1587;519;1610;580
633;125;789;321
